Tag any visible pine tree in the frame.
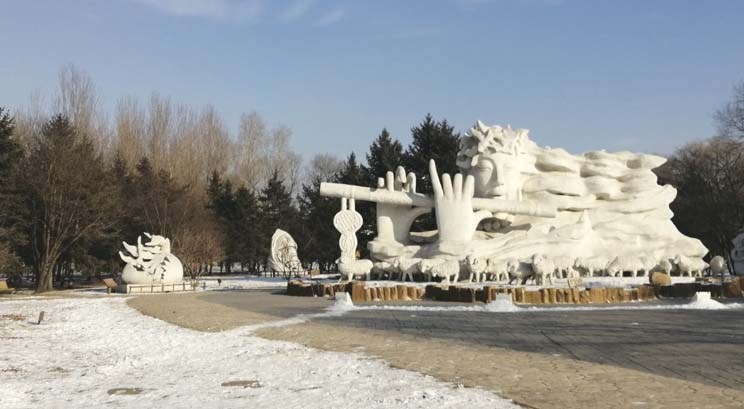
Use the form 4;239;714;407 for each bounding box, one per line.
402;114;460;231
259;170;299;272
297;177;340;271
0;108;27;280
363;128;403;185
402;114;461;194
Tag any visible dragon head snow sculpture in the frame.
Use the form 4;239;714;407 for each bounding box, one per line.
119;233;184;284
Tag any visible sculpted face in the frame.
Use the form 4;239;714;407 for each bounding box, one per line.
467;151;522;200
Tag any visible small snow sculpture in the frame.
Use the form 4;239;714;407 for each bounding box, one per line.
606;256;645;277
465;254;488;283
119;233;183;284
418;259;460;283
269;229;303;276
573;256;608;277
393;257;423;282
709;255;727;276
673;254;708;277
531;254;554;286
334;198;373;281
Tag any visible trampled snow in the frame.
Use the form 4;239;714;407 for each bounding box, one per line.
0;297;518;409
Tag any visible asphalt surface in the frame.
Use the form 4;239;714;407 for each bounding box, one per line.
202;290;744;391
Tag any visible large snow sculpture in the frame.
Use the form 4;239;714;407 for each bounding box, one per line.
119;233;184;284
334;198;373;280
320;121;707;279
269;229;303;275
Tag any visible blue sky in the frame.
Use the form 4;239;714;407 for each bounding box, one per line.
1;0;743;160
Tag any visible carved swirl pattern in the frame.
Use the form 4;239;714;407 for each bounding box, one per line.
334;210;364;262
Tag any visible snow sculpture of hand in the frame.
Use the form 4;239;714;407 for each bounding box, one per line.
374;166;431;245
429;159;492;244
334;198;373;281
119;233;184;285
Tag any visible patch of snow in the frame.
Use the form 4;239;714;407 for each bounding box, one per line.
0;297;517;409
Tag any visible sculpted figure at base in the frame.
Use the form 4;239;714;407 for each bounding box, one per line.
269;229;303;276
119;233;184;284
320;120;708;282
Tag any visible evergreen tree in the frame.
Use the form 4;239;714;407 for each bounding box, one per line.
402;114;460;231
363;128;403;185
234;186;260;271
259;170;299;271
0;108;27;280
402;114;461;194
297;177;340;271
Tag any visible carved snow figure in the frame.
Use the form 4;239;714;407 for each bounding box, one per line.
531;254;554;286
465;254;488;282
485;257;517;282
709;256;727;276
119;233;183;284
393;257;423;282
320;121;707;280
552;256;576;279
418;259;460;283
573;256;608;277
606;256;645;277
334;198;373;281
673;254;708;277
508;259;536;285
269;229;303;276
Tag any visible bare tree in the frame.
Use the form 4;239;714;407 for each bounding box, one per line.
715;82;744;139
236;111;267;189
24;115;117;292
114;96;147;169
305;153;343;184
54;65;111;155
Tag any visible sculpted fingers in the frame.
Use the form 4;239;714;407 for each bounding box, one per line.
453;173;463;200
464;174;475;198
407;172;416;193
429;159;443;198
377;177;385;189
441;173;453;198
385;171;394;192
395;166;406;190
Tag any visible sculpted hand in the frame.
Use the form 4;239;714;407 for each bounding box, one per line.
375;166;431;244
429;159;491;243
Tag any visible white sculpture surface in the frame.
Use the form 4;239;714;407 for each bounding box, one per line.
334;198;373;280
731;231;744;275
320;121;708;283
269;229;303;275
119;233;184;284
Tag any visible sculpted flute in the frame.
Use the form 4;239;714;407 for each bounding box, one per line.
320;182;557;218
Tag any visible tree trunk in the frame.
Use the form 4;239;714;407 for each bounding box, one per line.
36;259;55;293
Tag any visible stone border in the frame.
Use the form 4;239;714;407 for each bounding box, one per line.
287;277;744;305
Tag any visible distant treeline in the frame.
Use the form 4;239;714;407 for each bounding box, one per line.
1;66;743;292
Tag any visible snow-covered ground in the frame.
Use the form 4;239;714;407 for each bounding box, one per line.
200;275;289;290
0;296;517;409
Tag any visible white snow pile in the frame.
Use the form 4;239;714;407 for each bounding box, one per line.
0;297;518;409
